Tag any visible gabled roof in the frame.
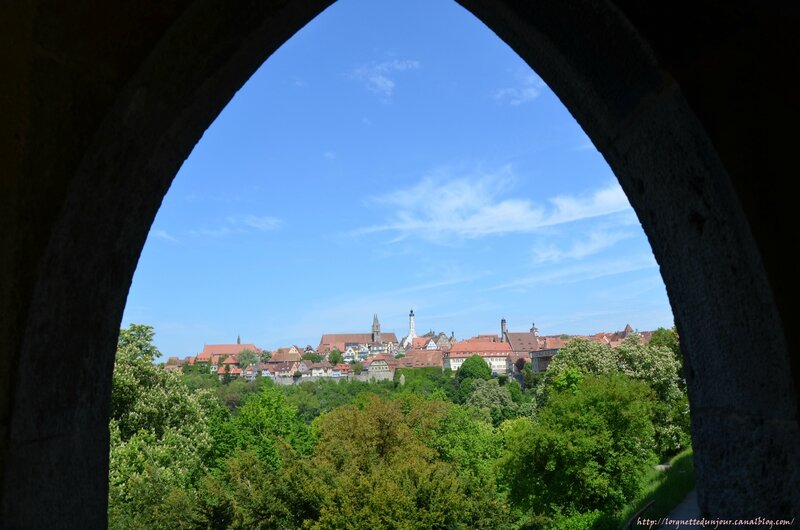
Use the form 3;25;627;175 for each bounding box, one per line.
537;336;569;350
271;349;302;363
475;334;501;342
450;339;512;354
308;360;333;370
199;343;260;361
505;332;540;353
317;332;399;353
447;339;512;359
271;361;298;372
410;336;436;348
400;348;443;368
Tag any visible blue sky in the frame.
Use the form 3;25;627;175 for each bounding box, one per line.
121;0;674;359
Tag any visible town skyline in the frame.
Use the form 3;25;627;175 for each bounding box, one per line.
161;309;670;360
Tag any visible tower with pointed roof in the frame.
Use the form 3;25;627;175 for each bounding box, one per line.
372;314;381;344
402;309;417;348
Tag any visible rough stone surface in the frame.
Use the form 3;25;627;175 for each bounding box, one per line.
1;0;797;527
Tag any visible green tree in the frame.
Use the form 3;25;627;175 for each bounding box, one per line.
117;323;161;362
260;350;272;363
465;378;518;426
238;348;259;369
649;327;681;362
233;383;312;467
309;396;512;529
506;379;525;404
430;404;501;477
109;324;215;529
500;374;657;518
546;338;617;380
650;327;684;384
327;348;344;365
546;335;687;457
457;355;491;382
351;361;364;375
302;351;323;363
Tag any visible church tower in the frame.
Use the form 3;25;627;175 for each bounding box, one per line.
402;309;417;348
372;314;381;343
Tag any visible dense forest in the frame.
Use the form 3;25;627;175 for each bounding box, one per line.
109;325;691;529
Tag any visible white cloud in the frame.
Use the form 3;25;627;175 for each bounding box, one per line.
152;229;179;243
190;215;282;237
494;72;545;105
355;167;632;241
532;230;634;263
351;59;420;98
240;215;282;231
323;150;336;160
489;254;658;291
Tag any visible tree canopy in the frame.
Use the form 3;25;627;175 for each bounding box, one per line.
109;323;692;529
457;354;491;382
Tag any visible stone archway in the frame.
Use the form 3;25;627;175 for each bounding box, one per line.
2;1;797;526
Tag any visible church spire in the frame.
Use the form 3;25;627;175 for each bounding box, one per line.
237;333;241;345
372;314;381;343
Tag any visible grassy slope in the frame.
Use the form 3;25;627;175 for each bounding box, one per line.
607;448;695;528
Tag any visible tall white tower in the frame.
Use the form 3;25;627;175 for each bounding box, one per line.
403;309;417;348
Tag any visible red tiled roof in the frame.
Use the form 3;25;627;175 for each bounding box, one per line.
367;354;398;369
333;363;351;373
272;361;298;372
222;355;239;365
505;333;540;353
538;336;569;350
410;337;433;348
257;362;276;373
450;339;512;354
447;339;512;359
270;350;302;363
400;348;443;368
199;343;260;362
308;360;333;370
317;332;399;353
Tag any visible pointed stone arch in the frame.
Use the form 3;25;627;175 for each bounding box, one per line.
2;0;797;525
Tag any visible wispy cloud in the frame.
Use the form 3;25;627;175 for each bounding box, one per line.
190;215;282;238
152;229;179;243
351;59;420;98
532;230;633;264
323;150;336;160
494;72;545;105
240;215;282;231
489;254;658;291
355;166;631;242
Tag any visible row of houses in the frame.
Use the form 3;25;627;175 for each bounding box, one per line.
164;313;652;380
